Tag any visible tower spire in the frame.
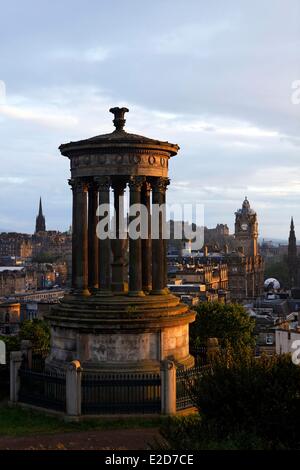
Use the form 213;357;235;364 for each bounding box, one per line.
35;196;46;233
288;216;297;287
39;196;43;216
291;216;295;232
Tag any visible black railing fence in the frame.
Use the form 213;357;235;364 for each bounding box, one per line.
189;345;208;366
18;367;66;411
82;371;161;414
17;346;209;414
176;365;209;411
20;347;50;372
31;348;50;372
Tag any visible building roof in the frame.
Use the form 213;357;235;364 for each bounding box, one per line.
0;266;24;272
235;196;256;216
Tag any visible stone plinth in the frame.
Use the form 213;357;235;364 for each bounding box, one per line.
45;293;194;373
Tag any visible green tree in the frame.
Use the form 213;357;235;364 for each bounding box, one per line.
190;301;255;350
19;319;50;351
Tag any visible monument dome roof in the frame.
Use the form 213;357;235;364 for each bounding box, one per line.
59;107;179;156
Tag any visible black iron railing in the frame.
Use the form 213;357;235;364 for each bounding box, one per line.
189;346;208;366
18;367;66;411
176;365;208;411
82;372;161;415
31;348;49;371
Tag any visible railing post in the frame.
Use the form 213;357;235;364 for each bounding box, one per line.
160;360;176;415
66;360;82;418
20;340;32;369
207;337;220;363
10;351;23;403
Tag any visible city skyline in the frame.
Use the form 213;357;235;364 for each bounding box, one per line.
0;0;299;237
1;193;294;246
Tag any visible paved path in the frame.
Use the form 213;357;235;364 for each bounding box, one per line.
0;428;160;450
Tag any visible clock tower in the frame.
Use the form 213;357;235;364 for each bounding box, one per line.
234;197;258;257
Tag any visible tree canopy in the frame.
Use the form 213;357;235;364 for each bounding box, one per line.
19;319;50;351
190;301;255;350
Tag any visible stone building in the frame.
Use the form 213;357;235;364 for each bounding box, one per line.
167;198;264;302
29;262;68;289
168;256;229;303
0;301;21;334
226;197;264;301
0;233;32;261
32;230;72;262
204;224;234;251
0;267;37;296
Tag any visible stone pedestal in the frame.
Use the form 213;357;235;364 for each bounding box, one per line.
46;293;194;374
160;360;176;415
10;351;23;403
66;360;82;417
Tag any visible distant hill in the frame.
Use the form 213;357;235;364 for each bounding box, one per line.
259;237;287;246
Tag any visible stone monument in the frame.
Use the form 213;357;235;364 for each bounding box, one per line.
46;107;195;374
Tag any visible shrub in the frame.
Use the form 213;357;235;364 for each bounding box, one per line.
190;351;300;448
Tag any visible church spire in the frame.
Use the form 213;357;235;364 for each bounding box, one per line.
291;216;295;232
289;216;296;246
38;196;43;216
288;216;297;287
35;196;46;233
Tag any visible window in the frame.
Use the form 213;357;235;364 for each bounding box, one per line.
266;334;274;345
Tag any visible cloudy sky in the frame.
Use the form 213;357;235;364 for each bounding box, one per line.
0;0;299;239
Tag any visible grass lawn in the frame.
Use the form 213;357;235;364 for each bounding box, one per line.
0;406;165;438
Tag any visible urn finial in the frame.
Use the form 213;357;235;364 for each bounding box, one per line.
109;107;129;131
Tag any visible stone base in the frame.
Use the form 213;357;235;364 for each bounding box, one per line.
45;293;195;374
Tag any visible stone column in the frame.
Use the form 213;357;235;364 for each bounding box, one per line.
96;176;112;294
10;351;23;403
111;179;127;293
151;177;168;295
162;178;170;291
160;360;176;415
69;179;90;296
141;181;152;292
66;360;82;419
0;340;5;365
88;180;99;292
128;176;145;296
69;178;77;291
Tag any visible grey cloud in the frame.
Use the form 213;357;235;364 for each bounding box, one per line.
0;0;299;238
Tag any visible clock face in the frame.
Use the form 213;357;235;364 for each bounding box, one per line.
241;223;248;231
